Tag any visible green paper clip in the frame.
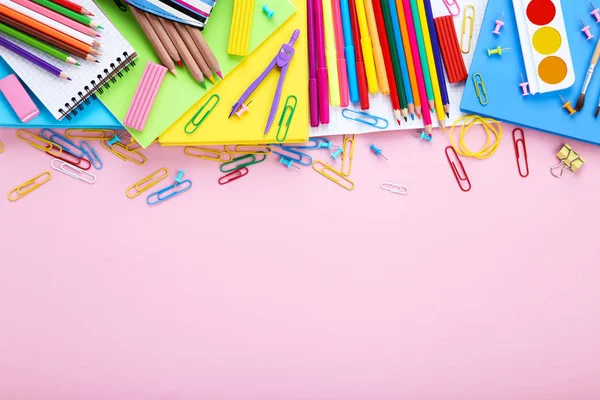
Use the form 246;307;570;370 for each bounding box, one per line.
184;94;220;135
473;73;488;106
220;153;267;173
276;95;297;143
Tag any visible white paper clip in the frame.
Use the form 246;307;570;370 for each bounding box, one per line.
380;182;409;195
50;159;97;184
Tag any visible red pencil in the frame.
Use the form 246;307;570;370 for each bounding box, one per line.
349;0;369;110
48;0;93;15
372;0;401;124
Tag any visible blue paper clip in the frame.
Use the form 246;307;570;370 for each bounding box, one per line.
341;109;389;129
41;128;84;158
282;137;333;150
81;141;103;170
147;180;192;205
271;145;312;166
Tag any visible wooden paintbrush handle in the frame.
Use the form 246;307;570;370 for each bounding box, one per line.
591;37;600;66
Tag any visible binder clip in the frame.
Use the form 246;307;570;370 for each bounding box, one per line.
550;144;585;178
234;100;253;118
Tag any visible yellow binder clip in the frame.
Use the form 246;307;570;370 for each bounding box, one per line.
461;5;475;54
185;94;220;135
65;129;113;140
101;139;147;165
312;161;355;191
17;129;63;154
126;168;170;199
8;171;52;202
550;144;585;178
473;73;488;106
341;134;355;177
184;146;233;162
226;144;273;155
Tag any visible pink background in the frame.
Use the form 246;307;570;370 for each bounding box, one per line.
1;125;599;399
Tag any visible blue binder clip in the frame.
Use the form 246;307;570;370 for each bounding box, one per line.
80;141;103;170
341;109;389;129
147;180;192;205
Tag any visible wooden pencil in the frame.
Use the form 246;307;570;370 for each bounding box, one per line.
129;7;176;76
185;25;221;79
30;0;100;28
158;17;205;87
381;0;407;118
145;12;182;68
47;0;92;16
172;20;214;83
396;0;421;117
408;0;435;112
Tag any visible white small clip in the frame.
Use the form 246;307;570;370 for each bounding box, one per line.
51;159;97;184
380;182;409;195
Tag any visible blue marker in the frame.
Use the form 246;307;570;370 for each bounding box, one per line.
339;0;359;104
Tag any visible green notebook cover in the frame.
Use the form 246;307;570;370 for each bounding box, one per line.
96;0;296;148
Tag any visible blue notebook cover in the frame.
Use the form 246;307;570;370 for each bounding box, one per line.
460;0;600;146
0;58;122;129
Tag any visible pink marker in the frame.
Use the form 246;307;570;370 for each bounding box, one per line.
331;0;350;107
493;13;505;35
581;20;594;40
591;2;600;22
314;0;330;124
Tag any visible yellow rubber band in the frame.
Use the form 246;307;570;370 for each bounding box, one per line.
449;115;503;159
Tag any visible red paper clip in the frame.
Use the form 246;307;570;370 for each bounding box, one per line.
218;167;249;185
512;128;529;178
445;146;471;192
44;148;91;170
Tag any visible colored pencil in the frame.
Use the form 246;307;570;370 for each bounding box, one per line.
395;0;421;117
172;20;214;83
145;12;182;68
159;18;206;87
386;0;409;120
390;0;415;119
0;4;100;55
423;0;450;117
30;0;100;28
0;21;78;64
354;0;378;94
0;13;97;61
129;6;176;76
47;0;92;16
401;0;432;134
315;0;330;123
331;0;350;107
322;0;341;106
408;0;434;111
339;0;360;104
349;0;369;109
12;0;97;37
185;25;222;79
364;0;389;95
372;0;401;124
416;0;445;127
0;34;70;79
307;0;319;126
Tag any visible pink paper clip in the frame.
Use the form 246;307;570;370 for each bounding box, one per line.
124;62;167;131
445;146;471;192
442;0;460;16
0;74;39;123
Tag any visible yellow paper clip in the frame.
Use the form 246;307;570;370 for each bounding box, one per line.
226;144;273;155
125;139;157;152
0;140;4;154
341;134;355;177
550;144;585;178
185;94;220;135
461;5;475;54
8;171;52;202
276;95;297;143
312;161;355;191
101;140;147;165
17;129;63;154
473;73;488;106
126;168;170;199
65;129;113;140
184;146;233;162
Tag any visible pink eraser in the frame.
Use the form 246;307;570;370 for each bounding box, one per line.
124;62;167;131
0;74;40;123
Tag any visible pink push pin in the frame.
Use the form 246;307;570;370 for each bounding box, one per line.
519;73;530;96
581;20;594;40
493;13;505;35
591;2;600;22
234;100;253;117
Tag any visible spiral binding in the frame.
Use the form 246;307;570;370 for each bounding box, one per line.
58;51;138;121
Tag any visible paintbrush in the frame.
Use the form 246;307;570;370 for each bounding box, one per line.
576;37;600;111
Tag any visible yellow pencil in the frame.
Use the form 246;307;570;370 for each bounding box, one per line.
364;0;389;94
322;0;341;106
416;0;445;128
354;0;378;94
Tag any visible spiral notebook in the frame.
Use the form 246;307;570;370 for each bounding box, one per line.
0;0;136;121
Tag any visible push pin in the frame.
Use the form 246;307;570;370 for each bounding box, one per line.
591;2;600;22
560;95;576;115
581;20;594;40
519;73;530;96
493;13;505;34
261;4;278;22
550;144;585;178
107;134;122;146
487;46;511;56
415;131;432;141
173;170;185;189
279;157;300;169
234;100;253;118
369;144;388;160
328;147;344;163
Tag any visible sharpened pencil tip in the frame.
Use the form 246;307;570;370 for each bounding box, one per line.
397;119;401;125
96;33;101;37
200;81;207;89
169;69;177;76
411;115;415;121
76;62;81;66
95;60;99;63
98;25;104;29
404;117;407;122
176;60;183;68
67;77;72;81
217;71;223;79
446;113;450;118
208;76;215;83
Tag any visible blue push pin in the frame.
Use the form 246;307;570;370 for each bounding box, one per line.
280;157;300;169
370;144;388;160
107;134;121;146
261;4;278;22
416;131;432;141
173;170;185;189
328;147;344;163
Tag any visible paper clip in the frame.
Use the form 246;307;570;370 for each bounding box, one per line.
473;73;488;106
81;141;103;170
8;171;52;202
45;147;92;170
272;145;312;166
276;95;297;142
101;140;147;165
218;167;249;185
281;137;321;149
16;129;62;154
125;140;157;152
226;144;273;155
312;160;355;191
0;140;4;154
220;153;267;173
512;128;529;178
184;146;233;162
126;168;170;199
341;134;355;177
185;94;220;135
380;182;409;195
65;129;112;140
342;109;389;129
41;129;84;158
50;158;96;184
550;144;585;178
461;5;475;54
147;180;192;205
443;0;460;16
445;146;471;192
